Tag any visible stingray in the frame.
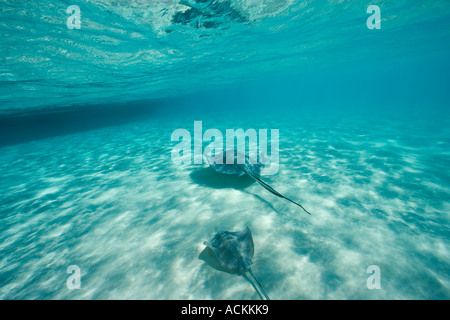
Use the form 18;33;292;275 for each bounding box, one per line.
205;149;311;215
202;227;270;300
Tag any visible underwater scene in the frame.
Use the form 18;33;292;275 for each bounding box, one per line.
1;0;449;300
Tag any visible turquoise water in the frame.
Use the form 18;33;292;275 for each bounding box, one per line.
1;1;450;299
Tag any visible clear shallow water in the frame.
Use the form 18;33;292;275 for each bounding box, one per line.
1;0;450;300
0;113;449;299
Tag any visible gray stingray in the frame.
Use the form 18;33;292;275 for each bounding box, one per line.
205;149;311;215
202;227;270;300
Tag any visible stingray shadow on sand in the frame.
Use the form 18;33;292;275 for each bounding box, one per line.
190;167;292;219
190;167;255;190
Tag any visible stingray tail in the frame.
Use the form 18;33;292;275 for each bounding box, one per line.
241;165;311;215
248;268;270;300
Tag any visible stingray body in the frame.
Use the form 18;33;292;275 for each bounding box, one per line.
203;227;270;300
205;149;311;215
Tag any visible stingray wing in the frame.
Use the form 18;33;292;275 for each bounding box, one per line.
235;227;254;266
